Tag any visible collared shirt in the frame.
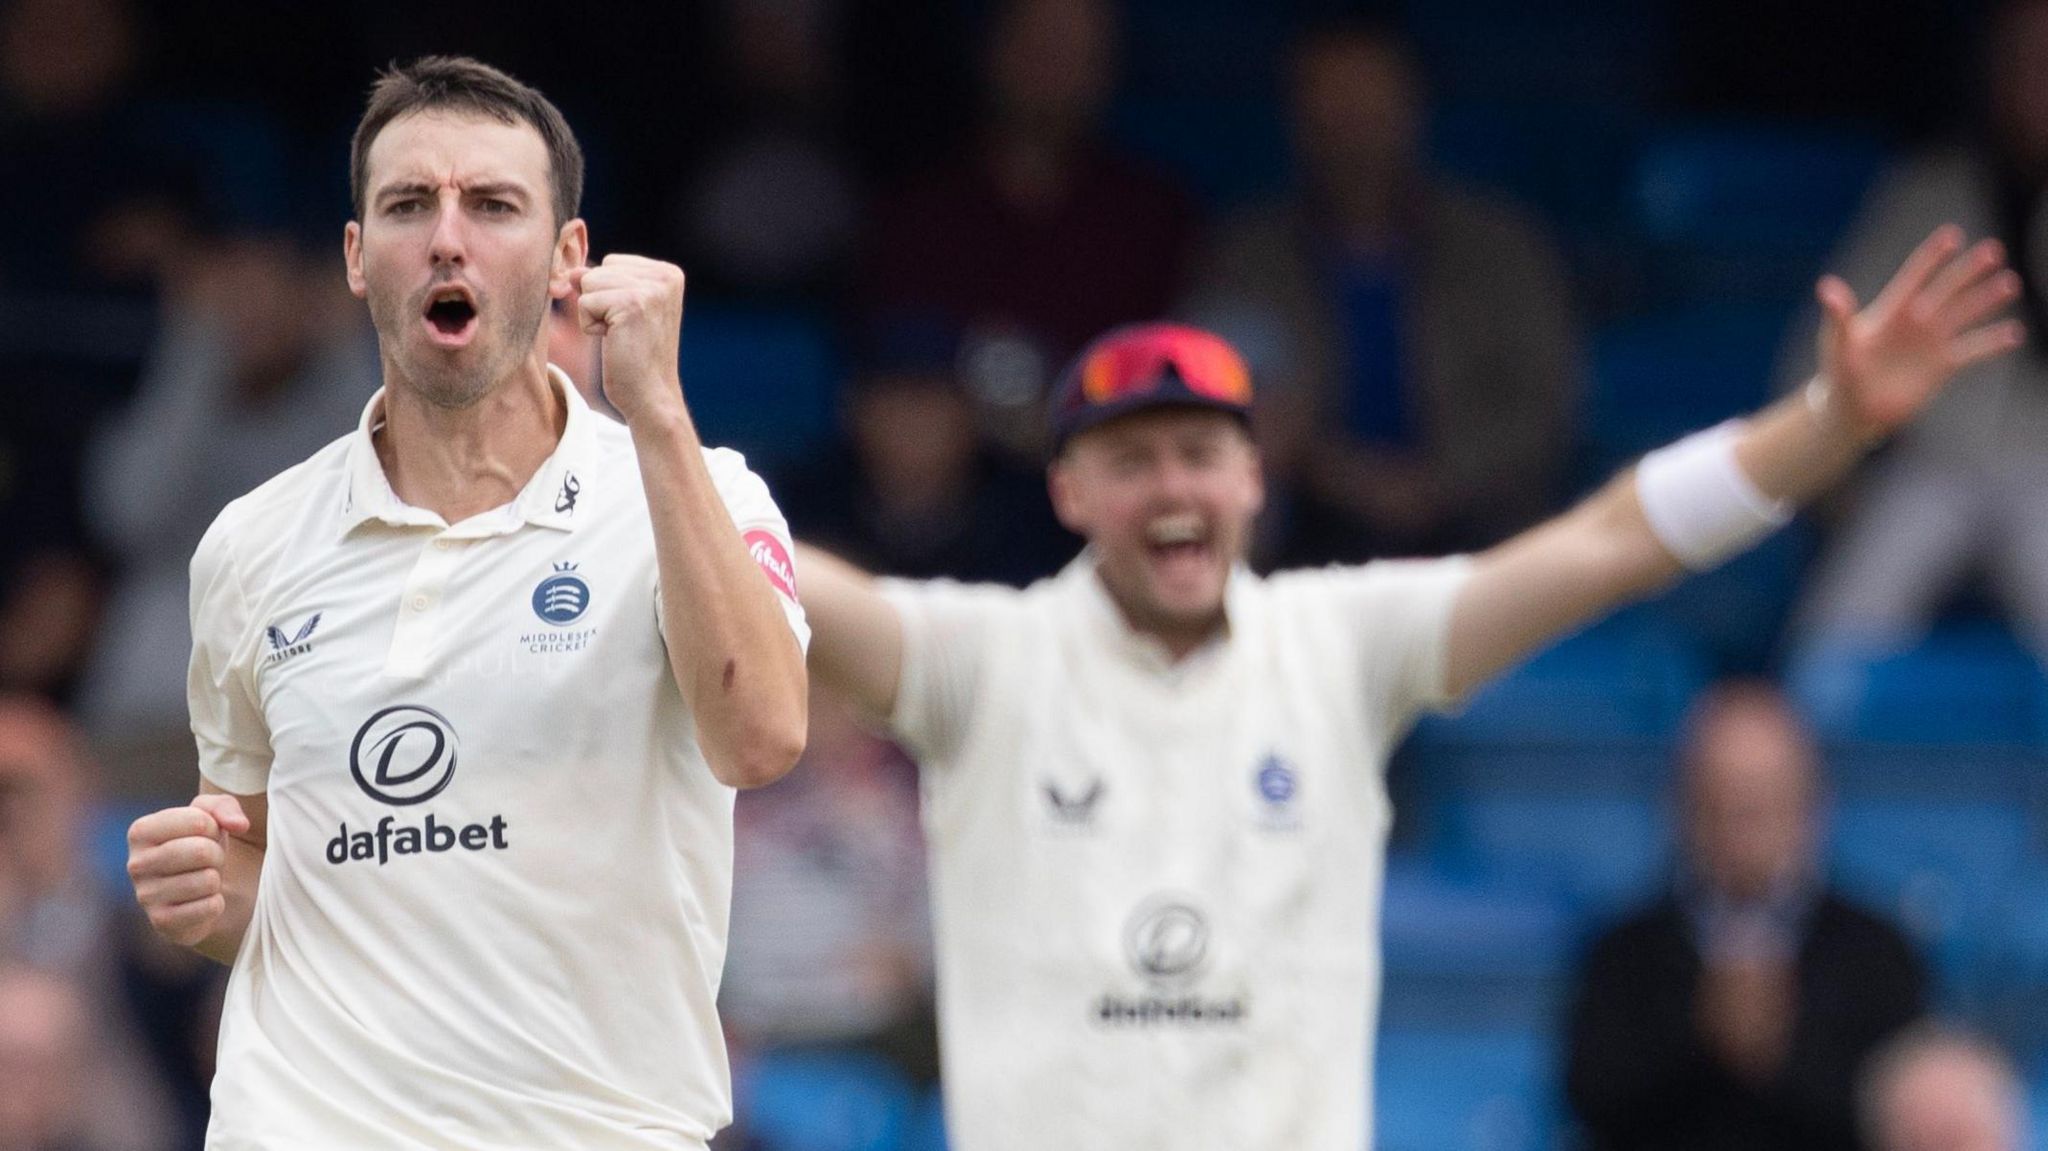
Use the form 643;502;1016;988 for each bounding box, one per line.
188;367;806;1150
880;552;1471;1151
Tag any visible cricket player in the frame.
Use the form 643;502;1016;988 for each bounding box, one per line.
122;57;808;1148
798;226;2022;1149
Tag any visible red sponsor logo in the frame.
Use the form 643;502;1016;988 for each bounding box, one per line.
744;530;798;601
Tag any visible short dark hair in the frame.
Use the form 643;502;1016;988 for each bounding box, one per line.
349;55;584;227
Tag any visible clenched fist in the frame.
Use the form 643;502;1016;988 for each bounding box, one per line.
571;254;687;427
127;793;250;948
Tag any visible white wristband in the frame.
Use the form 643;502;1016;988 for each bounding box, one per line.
1634;420;1792;571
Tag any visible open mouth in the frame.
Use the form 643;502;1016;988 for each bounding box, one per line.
422;286;479;344
1144;513;1214;568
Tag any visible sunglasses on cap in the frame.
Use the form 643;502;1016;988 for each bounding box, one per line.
1079;325;1252;406
1051;323;1254;451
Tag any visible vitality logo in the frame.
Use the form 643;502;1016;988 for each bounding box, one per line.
328;704;510;866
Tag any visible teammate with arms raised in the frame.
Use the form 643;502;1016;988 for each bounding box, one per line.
123;57;808;1148
799;227;2022;1149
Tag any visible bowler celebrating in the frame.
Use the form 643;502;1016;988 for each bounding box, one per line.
123;57;808;1149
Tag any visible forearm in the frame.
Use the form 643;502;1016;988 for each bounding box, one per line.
1444;471;1678;696
632;411;807;788
194;836;262;965
1731;381;1881;507
792;543;904;722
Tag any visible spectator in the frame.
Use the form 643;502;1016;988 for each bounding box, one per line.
1783;0;2048;673
1566;681;1926;1151
0;965;104;1151
721;686;936;1086
772;317;1071;585
671;0;862;304
0;698;217;1150
76;231;377;738
1861;1024;2029;1151
0;0;194;701
863;0;1198;459
1185;22;1579;564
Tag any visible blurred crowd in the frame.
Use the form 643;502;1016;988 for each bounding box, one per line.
2;0;2045;1148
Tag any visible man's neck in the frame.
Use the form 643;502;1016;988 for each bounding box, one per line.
374;357;566;525
1091;567;1230;664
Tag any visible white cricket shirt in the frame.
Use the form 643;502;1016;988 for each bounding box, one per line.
188;368;807;1150
883;553;1470;1151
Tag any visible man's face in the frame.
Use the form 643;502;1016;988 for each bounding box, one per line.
1992;2;2048;178
1292;37;1422;194
0;709;80;902
1049;408;1262;642
344;110;585;409
989;0;1116;135
1878;1050;2021;1151
1682;700;1818;901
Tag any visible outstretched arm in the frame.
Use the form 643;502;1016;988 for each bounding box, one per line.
793;544;906;723
1441;225;2022;698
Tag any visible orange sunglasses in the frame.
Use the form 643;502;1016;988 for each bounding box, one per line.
1076;324;1254;407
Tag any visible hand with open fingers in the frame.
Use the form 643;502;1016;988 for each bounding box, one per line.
1815;223;2027;442
571;254;687;427
127;793;248;947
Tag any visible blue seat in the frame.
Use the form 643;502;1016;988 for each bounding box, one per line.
1382;857;1580;981
676;306;838;469
1586;306;1790;469
1789;623;2048;745
1634;121;1889;306
1402;0;1665;106
1829;797;2036;1001
1636;122;1889;251
1107;97;1290;210
86;800;157;900
1375;1028;1558;1151
1440;792;1671;915
1380;857;1580;1030
1118;0;1283;100
1645;523;1814;675
1430;102;1642;229
1418;609;1707;746
900;1088;948;1151
732;1050;913;1151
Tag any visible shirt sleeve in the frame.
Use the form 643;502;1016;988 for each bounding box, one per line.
187;513;272;794
1327;556;1475;735
697;447;810;653
877;578;1009;765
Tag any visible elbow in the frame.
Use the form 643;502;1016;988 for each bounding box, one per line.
707;711;808;790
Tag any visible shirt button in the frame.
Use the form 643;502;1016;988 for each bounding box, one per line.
411;595;430;611
434;539;451;551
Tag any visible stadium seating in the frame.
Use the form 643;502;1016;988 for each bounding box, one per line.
1829;795;2040;1003
1380;856;1580;1029
1789;623;2048;746
1417;609;1707;748
675;306;840;469
1632;121;1890;306
734;1051;916;1151
1374;1027;1560;1151
1585;305;1789;471
1107;97;1292;210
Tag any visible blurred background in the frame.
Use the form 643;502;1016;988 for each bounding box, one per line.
4;0;2048;1147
